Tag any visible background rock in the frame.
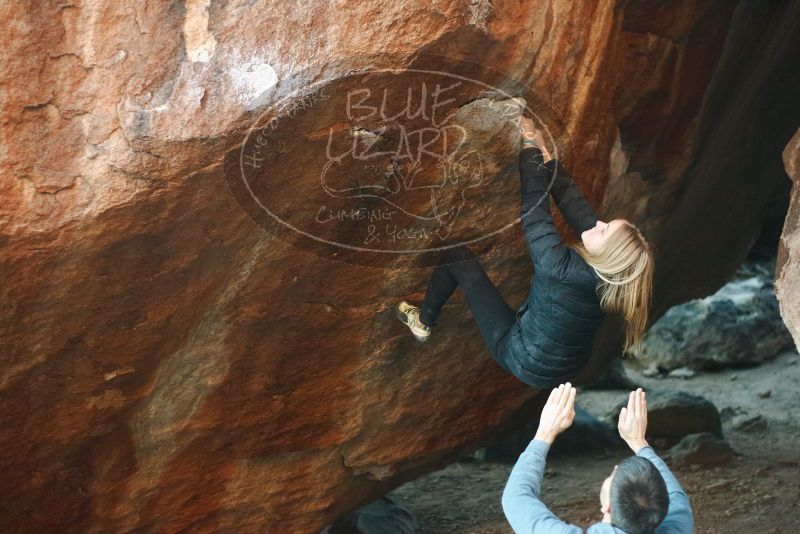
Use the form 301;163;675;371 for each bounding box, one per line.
553;408;622;454
732;414;769;433
325;497;416;534
666;433;736;467
482;408;620;462
1;1;800;532
632;263;794;371
608;391;722;445
777;127;800;349
668;368;697;379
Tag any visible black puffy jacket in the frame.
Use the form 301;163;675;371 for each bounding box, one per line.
501;146;605;388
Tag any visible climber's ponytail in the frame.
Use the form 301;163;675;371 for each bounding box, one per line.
568;222;654;354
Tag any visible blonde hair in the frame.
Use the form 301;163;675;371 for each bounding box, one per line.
567;221;654;354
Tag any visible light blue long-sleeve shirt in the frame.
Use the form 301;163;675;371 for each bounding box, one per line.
501;439;693;534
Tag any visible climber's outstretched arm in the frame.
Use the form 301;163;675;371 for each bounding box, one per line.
545;159;598;237
518;114;597;238
519;146;569;277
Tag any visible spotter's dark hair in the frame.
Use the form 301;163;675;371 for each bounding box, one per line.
610;456;669;534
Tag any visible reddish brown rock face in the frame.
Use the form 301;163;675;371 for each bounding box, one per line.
1;1;799;532
777;128;800;348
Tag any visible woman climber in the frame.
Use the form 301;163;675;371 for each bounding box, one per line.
395;110;654;388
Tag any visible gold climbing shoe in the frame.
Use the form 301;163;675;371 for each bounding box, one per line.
396;301;431;342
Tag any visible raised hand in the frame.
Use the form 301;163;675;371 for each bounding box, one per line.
618;388;649;452
534;383;577;446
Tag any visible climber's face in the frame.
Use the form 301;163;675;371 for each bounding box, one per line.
582;219;625;254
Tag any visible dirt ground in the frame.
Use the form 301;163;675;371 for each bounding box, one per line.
389;348;800;533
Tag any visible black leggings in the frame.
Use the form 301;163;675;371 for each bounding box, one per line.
419;246;517;372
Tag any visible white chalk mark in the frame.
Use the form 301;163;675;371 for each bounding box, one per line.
229;61;278;110
183;0;217;63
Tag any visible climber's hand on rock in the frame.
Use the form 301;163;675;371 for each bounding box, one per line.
534;382;577;446
520;118;553;162
519;116;537;140
618;388;650;453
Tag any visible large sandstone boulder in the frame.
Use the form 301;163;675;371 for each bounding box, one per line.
2;1;799;532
